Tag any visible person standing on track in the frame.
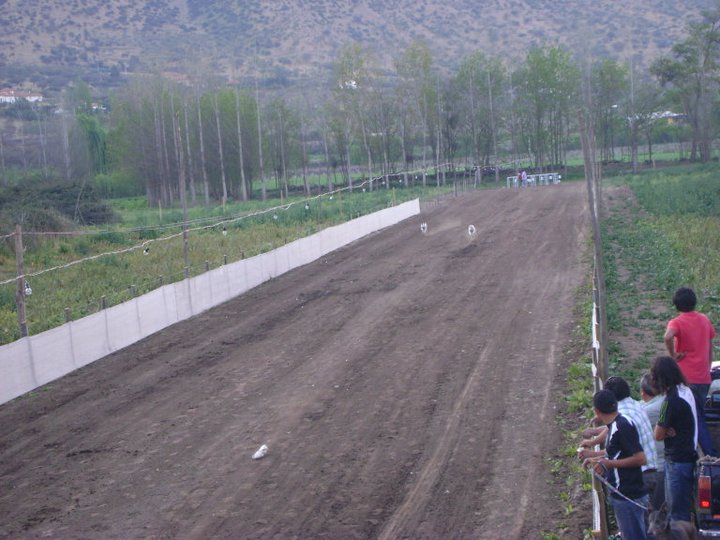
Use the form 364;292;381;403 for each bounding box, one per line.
664;286;717;457
652;355;698;525
583;389;649;540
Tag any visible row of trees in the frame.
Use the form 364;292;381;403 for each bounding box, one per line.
3;3;720;209
110;42;632;209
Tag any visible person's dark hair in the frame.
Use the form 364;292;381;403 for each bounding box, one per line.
604;376;631;400
673;287;697;312
640;373;658;397
593;389;618;414
650;355;687;393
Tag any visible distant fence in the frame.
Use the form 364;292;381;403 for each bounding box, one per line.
505;173;562;188
0;199;421;406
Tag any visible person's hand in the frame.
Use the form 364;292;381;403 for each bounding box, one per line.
578;448;595;460
581;426;603;438
580;439;594;449
673;352;686;361
583;457;609;475
666;427;677;437
593;458;610;475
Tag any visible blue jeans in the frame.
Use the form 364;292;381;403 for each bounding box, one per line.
690;383;717;456
665;459;695;522
610;494;648;540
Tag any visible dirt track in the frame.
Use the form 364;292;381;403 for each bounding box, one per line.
0;183;589;539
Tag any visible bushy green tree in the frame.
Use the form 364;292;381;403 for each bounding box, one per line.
651;1;720;162
513;46;580;170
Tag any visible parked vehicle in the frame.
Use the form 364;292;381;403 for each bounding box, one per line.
697;366;720;537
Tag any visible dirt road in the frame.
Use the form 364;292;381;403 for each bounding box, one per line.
0;183;589;539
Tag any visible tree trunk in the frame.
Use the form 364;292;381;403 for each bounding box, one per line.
183;101;197;205
300;111;310;196
35;106;48;179
213;95;228;205
159;95;173;206
435;75;444;187
488;71;499;183
421;113;428;187
400;122;409;188
0;133;5;183
153;102;167;207
359;116;372;191
278;106;288;199
322;128;332;192
255;78;267;201
235;89;248;201
172;110;190;277
345;118;353;191
196;94;210;206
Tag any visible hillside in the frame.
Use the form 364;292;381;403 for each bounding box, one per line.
0;0;715;91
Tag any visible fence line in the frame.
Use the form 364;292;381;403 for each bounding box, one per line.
0;199;421;406
581;107;609;540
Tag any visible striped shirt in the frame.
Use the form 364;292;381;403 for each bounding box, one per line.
618;397;658;471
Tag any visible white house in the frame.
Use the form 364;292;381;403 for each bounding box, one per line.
0;88;44;104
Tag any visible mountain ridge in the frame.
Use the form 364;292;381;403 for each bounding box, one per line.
0;0;714;90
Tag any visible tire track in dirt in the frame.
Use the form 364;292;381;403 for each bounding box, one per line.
0;184;588;540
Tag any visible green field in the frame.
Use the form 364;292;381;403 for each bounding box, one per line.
601;163;720;394
0;184;461;344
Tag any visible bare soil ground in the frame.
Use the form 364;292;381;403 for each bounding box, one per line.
0;183;589;539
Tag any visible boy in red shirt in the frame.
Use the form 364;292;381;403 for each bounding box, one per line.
664;286;717;456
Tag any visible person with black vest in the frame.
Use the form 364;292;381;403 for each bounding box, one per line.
583;389;648;540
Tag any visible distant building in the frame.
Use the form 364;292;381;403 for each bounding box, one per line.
651;110;685;124
0;88;44;104
162;72;190;85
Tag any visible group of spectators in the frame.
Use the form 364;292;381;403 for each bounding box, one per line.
579;287;716;539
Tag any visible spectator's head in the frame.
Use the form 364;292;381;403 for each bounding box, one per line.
604;376;631;400
650;355;686;393
673;287;697;312
593;389;618;415
639;372;658;400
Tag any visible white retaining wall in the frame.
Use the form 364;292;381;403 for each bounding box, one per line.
0;199;420;406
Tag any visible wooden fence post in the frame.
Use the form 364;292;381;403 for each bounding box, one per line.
14;224;28;337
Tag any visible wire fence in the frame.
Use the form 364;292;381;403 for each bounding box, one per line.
2;168;496;345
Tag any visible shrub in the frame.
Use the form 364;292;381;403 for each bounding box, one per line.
0;308;20;343
93;171;143;199
0;181;119;230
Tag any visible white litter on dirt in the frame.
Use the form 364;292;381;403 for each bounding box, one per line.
252;444;269;460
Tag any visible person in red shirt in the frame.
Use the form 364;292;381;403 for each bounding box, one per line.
664;287;717;456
